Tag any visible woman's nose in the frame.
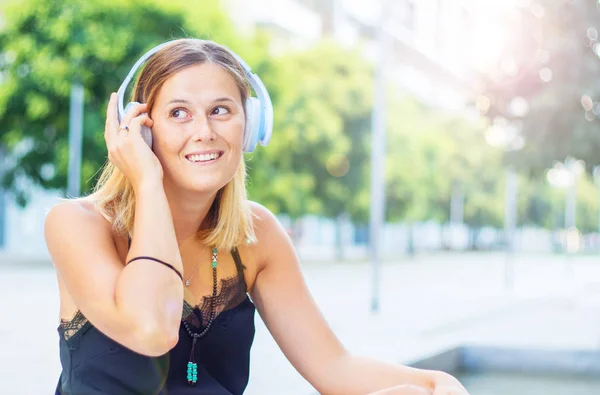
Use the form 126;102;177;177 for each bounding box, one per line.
192;115;217;142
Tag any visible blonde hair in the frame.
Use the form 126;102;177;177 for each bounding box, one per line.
89;39;256;251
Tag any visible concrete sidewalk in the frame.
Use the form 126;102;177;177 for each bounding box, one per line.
1;252;599;394
247;253;600;394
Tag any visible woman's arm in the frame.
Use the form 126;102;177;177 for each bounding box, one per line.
248;202;467;395
46;189;183;356
117;179;184;348
322;356;467;395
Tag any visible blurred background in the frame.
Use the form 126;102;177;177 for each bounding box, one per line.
1;0;600;394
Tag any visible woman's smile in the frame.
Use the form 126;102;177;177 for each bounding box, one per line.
185;150;225;165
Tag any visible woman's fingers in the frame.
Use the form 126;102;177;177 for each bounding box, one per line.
368;385;432;395
432;385;468;395
120;102;148;128
128;114;154;137
102;94;162;187
105;95;152;147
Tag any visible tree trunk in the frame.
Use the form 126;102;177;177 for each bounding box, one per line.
407;221;415;257
0;145;6;249
334;214;344;261
289;217;302;245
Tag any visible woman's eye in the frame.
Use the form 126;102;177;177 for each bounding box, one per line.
171;108;189;119
211;106;230;116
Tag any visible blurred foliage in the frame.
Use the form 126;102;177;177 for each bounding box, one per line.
0;0;599;234
575;174;600;232
474;0;600;233
478;0;600;173
248;41;373;222
385;94;504;228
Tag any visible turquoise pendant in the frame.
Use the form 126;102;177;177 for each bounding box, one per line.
187;361;198;385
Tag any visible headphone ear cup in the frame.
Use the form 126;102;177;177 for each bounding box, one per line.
125;102;153;149
243;97;263;152
141;125;153;149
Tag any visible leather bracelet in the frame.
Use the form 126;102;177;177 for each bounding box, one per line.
127;256;183;282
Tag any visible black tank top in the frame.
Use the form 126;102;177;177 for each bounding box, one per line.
55;249;255;395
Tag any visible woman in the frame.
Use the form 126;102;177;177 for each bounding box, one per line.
46;38;469;395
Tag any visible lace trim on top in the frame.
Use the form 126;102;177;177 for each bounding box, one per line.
58;269;247;342
59;310;89;341
182;272;247;330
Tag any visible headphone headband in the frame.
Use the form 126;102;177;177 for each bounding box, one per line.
117;41;173;120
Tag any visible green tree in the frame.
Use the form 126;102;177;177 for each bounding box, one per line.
384;93;509;250
386;95;504;227
477;0;600;173
576;174;600;233
475;0;600;233
248;42;373;219
518;177;554;229
244;41;373;257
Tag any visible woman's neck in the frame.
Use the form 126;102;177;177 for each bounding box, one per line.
163;185;218;245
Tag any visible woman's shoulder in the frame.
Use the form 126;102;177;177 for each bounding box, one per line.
247;201;283;239
46;197;106;224
247;200;274;221
45;198;115;241
243;201;291;269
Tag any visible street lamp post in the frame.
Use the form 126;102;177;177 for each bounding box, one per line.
0;145;5;248
546;157;585;279
593;166;600;236
503;166;518;288
369;0;392;314
546;158;584;241
484;117;525;290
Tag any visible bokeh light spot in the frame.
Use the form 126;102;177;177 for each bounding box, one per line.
508;96;529;117
536;49;550;64
530;3;545;18
585;110;595;121
326;155;350;177
476;95;491;114
539;67;552;82
581;95;593;111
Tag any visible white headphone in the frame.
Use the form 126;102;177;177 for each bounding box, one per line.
116;39;273;152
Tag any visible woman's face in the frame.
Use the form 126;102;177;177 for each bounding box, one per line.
150;62;245;194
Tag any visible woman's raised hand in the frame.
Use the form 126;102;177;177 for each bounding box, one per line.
104;93;162;191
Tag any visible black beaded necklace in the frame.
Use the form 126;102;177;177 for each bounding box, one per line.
181;247;218;386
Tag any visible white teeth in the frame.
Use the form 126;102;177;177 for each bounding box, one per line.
187;153;220;162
